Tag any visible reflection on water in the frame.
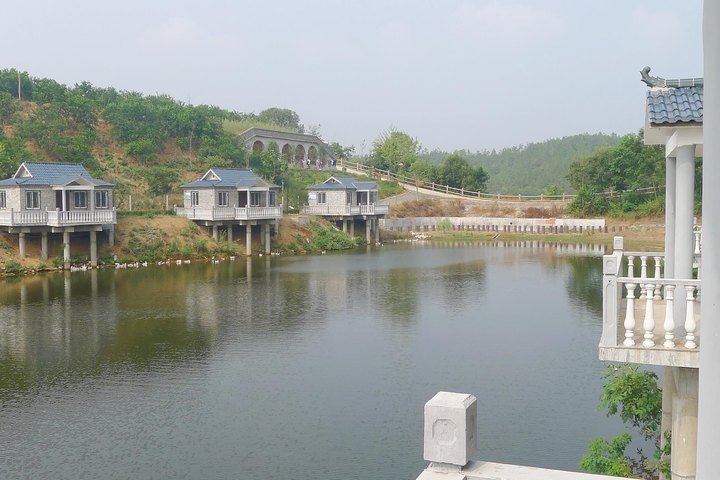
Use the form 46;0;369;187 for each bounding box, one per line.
0;243;617;480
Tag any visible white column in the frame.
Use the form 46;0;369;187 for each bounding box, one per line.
675;145;696;327
350;220;355;237
41;231;48;261
89;230;97;267
264;223;271;255
698;2;720;477
227;225;233;248
212;225;218;240
365;219;371;241
672;367;698;480
245;224;252;256
63;229;70;265
661;367;675;480
61;188;67;211
18;232;26;257
374;218;380;243
665;156;677;279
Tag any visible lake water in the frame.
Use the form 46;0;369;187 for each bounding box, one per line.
0;242;621;480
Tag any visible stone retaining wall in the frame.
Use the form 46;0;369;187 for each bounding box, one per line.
380;217;617;234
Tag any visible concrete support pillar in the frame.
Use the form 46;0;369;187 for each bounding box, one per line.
227;225;233;248
671;367;698;480
665;156;677;279
63;230;70;266
374;218;380;243
41;231;48;261
675;145;696;326
108;226;115;247
89;230;97;267
350;220;355;237
698;3;720;477
212;224;219;241
661;367;676;480
245;225;252;256
264;223;271;254
365;219;371;242
18;232;26;258
342;220;347;233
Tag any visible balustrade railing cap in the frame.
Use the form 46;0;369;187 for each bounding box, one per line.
424;392;477;466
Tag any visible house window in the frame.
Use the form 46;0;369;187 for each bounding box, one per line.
346;191;353;205
269;191;277;207
218;191;229;207
250;191;263;206
95;190;109;209
74;191;88;209
191;191;199;207
0;191;6;209
317;192;327;204
26;191;40;209
370;192;377;204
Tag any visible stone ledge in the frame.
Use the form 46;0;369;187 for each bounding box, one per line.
599;345;698;368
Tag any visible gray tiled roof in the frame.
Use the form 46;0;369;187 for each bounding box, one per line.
307;176;378;191
647;85;703;125
239;128;337;160
181;168;277;189
0;162;113;187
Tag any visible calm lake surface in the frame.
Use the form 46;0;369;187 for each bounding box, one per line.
0;242;621;480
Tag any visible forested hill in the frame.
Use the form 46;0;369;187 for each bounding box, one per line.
421;133;622;195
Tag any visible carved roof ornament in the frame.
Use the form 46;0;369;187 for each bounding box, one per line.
641;66;703;88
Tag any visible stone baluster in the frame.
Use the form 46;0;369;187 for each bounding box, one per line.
627;255;635;278
639;256;648;299
696;260;702;301
653;256;662;299
624;283;637;346
694;230;701;255
684;285;697;349
664;285;676;348
643;283;656;347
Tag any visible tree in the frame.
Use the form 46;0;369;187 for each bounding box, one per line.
371;129;420;172
329;142;354;160
257;108;301;131
439;153;488;192
580;365;669;479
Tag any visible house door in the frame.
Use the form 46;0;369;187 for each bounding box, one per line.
356;192;368;205
238;191;248;207
55;191;69;210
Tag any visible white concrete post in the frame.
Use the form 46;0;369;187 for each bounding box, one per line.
672;367;698;480
624;283;637;346
41;231;48;261
423;392;477;467
698;4;720;477
212;225;218;240
264;223;271;255
643;283;656;348
228;225;233;248
245;225;252;256
350;220;354;237
89;230;97;267
365;219;371;242
640;256;649;299
342;219;347;233
664;285;676;348
18;232;26;258
374;218;380;243
662;367;676;480
665;156;677;279
654;256;663;299
684;286;697;349
63;230;70;265
675;145;696;327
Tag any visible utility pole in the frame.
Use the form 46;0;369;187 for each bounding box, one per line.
17;71;22;101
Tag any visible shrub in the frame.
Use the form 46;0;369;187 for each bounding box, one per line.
437;218;452;231
3;261;23;275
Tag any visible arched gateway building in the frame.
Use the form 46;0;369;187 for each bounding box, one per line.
239;128;336;168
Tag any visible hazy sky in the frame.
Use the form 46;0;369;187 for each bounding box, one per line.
6;0;703;153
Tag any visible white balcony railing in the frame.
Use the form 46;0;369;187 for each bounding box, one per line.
302;204;389;216
601;237;701;367
176;206;282;221
0;208;117;227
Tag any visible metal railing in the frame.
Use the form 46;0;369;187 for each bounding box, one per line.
339;160;662;202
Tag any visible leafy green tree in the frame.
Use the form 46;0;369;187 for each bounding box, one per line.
145;166;179;196
0;69;32;100
439;153;488;192
371;129;420;173
329;141;354;160
580;365;669;479
257;107;301;130
0;92;17;125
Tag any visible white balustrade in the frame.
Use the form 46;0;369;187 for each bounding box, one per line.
624;283;637;346
639;256;648;299
653;256;662;299
685;286;697;349
664;285;676;348
642;283;656;347
627;255;635;277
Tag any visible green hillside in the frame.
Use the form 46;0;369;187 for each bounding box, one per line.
421;133;622;195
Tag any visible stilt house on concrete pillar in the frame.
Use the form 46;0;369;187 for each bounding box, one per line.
0;162;116;266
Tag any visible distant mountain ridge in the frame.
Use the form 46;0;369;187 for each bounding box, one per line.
421;133;622;195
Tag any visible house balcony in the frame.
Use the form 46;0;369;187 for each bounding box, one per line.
302;204;389;216
600;237;700;368
0;208;117;227
175;206;282;222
